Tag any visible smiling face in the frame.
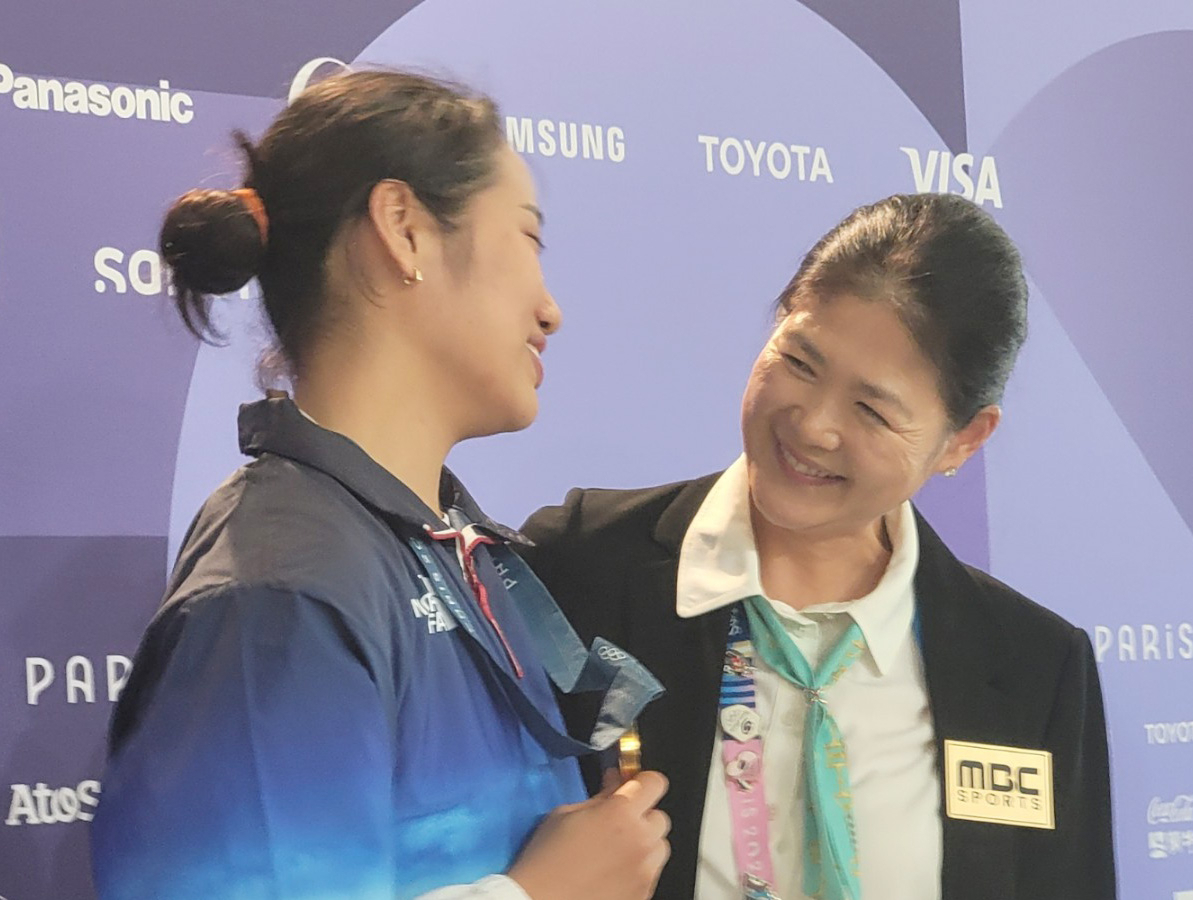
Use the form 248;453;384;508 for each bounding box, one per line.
741;291;993;542
419;144;562;438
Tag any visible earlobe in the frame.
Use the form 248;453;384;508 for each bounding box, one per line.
940;405;1002;476
367;178;423;284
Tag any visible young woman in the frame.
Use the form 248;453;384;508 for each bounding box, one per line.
90;70;669;900
522;194;1116;900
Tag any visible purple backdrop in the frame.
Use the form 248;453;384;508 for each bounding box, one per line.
3;2;1192;897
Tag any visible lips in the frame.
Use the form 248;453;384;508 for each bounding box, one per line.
527;342;544;388
775;437;845;484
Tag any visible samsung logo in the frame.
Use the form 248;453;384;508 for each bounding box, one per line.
506;116;626;163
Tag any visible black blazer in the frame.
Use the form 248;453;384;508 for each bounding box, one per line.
520;474;1116;900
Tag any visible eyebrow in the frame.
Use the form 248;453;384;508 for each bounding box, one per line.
790;334;912;418
521;203;544;225
857;380;912;419
792;334;827;368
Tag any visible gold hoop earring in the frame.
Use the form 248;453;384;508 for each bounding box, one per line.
402;268;423;286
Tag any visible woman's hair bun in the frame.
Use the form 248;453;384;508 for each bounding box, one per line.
160;188;265;340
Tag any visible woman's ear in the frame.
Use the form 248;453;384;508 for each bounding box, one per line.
938;405;1001;476
367;178;427;286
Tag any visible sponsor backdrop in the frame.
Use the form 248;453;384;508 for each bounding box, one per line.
2;1;1191;897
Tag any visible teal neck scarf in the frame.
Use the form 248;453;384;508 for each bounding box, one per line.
743;596;866;900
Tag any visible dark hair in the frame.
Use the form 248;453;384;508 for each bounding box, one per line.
778;193;1028;429
159;69;505;371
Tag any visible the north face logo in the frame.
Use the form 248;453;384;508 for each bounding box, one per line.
409;575;458;634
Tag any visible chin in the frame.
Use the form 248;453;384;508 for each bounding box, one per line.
498;396;540;435
752;489;837;536
507;409;537;433
463;393;538;439
749;457;849;535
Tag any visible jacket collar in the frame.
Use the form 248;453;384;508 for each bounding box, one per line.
237;396;528;543
655;473;1014;691
653;472;721;554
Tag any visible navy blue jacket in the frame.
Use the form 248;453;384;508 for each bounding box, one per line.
92;398;591;899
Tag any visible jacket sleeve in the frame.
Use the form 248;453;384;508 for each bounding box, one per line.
519;492;621;796
1025;626;1117;899
89;586;532;900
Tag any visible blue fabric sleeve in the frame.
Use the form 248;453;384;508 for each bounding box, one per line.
91;587;400;900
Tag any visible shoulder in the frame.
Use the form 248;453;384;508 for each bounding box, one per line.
171;455;406;615
521;473;720;560
962;563;1086;651
965;564;1100;700
915;514;1095;713
916;511;1086;651
518;474;720;644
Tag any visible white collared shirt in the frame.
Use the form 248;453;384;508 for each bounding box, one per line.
680;456;942;900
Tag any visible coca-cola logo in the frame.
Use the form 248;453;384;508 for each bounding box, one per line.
1148;794;1193;825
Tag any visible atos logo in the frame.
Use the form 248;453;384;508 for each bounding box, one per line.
6;781;101;826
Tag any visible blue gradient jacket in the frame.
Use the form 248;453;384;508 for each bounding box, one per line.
91;398;613;900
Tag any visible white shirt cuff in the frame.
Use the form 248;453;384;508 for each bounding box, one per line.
415;874;532;900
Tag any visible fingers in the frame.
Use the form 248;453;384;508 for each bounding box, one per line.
551;799;588;816
599;767;622;796
612;770;669;812
643;808;671;841
643;838;672;893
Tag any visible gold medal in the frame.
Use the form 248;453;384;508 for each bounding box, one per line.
618;722;642;781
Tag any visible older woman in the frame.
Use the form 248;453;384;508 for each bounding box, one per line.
521;194;1115;900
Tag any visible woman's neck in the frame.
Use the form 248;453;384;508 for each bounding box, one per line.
292;340;458;517
750;502;894;611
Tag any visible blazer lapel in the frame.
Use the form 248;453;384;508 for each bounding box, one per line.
914;512;1019;900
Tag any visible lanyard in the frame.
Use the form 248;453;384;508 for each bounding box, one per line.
720;604;781;900
408;526;662;759
719;603;923;900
